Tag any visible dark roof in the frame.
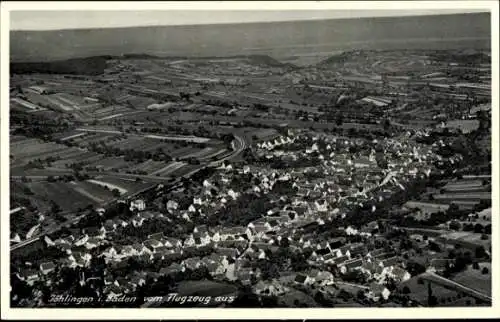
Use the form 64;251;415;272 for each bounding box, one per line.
40;262;56;270
329;240;344;250
294;274;307;283
317;248;331;256
148;232;164;240
84;226;101;236
215;247;239;259
381;256;399;267
342;258;363;269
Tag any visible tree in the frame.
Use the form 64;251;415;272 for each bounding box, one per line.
402;286;411;294
111;188;121;198
481;267;489;275
427;283;438;307
474;223;484;234
449;221;461;231
335;114;343;126
475;246;487;259
50;200;62;214
383;118;391;131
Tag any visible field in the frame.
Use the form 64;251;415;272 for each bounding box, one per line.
87;156;132;172
452;263;491;296
174;280;238;306
399;275;462;305
277;287;319;307
144;134;210;143
150;161;187;176
91;174;155;193
432;192;491;202
442;179;490;193
438;231;490;249
10;136;73;165
21;180;116;212
126;159;168;175
443;120;480;134
403;201;450;214
10;98;46;113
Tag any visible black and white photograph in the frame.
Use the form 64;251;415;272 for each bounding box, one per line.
1;1;498;319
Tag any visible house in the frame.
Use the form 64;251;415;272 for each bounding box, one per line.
129;275;146;288
183;257;202;270
104;275;114;286
428;259;454;273
323;252;338;264
184;232;210;248
57;242;73;255
132;243;152;256
163;237;182;249
193;225;208;234
103;219;116;233
106;284;125;298
332;245;351;258
148;232;164;240
389;266;411;282
74;234;90;247
85;237;102;250
380;256;399;269
102;246;120;259
350;244;367;258
188;204;197;213
44;236;55;247
315;271;335;285
144;239;163;252
130;199;146;211
19;269;40;285
131;216;146;227
367;248;386;259
140;211;156;221
160;263;184;276
85;226;106;239
328;237;346;250
247;223;269;240
339;258;363;274
294;273;314;286
215;247;239;260
236;267;254;285
367;283;391;302
166;200;179;213
68;252;92;268
113;218;128;228
253;280;288;296
40;261;56;275
314;199;328;212
217;239;248;250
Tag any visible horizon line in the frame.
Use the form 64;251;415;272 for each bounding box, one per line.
10;10;490;32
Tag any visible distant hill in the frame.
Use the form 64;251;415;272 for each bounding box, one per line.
10;56;112;75
10;13;490;62
317;51;354;66
9;53;294;76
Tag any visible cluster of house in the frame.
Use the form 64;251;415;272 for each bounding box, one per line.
16;128;449;301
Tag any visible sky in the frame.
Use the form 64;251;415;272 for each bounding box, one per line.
10;9;487;31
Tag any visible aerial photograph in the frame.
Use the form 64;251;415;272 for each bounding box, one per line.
5;5;493;310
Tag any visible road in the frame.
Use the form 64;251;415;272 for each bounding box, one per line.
10;134;248;252
421;271;492;303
